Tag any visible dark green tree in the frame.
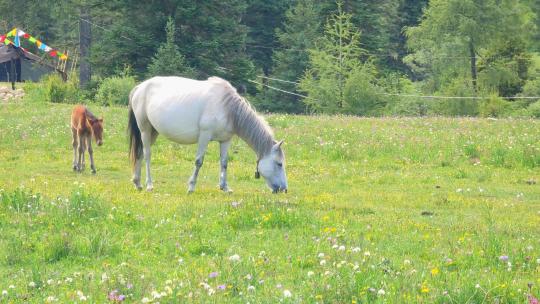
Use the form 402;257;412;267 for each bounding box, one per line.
259;0;323;113
147;17;194;78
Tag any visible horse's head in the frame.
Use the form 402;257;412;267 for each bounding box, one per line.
90;118;104;146
257;140;288;193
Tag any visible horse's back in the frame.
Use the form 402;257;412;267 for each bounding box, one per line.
131;77;233;144
71;105;87;129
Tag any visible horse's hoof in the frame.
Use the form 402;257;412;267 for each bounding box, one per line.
146;186;153;192
221;187;233;194
135;185;142;191
91;169;96;174
187;188;195;194
73;166;78;171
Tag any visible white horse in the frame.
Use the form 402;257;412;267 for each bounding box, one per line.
128;76;288;193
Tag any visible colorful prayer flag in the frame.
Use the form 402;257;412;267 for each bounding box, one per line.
28;37;36;43
23;33;30;39
49;50;57;57
0;35;5;43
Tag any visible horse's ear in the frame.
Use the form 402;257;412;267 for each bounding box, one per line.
272;140;284;151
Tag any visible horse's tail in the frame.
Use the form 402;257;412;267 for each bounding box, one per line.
128;105;142;170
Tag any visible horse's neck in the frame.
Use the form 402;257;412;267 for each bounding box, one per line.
232;104;274;159
85;108;97;121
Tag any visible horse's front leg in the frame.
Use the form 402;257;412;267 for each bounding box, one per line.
188;132;212;193
219;140;232;193
87;137;96;174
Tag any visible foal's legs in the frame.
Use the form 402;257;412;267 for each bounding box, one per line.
72;128;78;171
219;140;232;193
188;131;212;193
77;132;86;172
87;136;96;174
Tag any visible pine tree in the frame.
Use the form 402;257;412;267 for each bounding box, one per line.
147;17;194;78
260;0;323;113
298;3;384;114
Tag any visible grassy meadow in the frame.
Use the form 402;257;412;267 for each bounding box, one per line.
0;101;539;303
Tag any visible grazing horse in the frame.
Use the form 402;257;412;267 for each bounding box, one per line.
71;105;103;173
128;76;288;193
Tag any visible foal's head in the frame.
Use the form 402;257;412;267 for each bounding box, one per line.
90;118;104;146
257;140;288;193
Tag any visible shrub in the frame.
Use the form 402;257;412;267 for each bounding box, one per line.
44;74;79;103
527;100;540;118
478;95;511;117
95;75;136;106
23;74;80;103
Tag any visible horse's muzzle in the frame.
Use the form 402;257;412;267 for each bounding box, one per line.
272;185;288;194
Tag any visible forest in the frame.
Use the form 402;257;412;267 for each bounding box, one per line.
1;0;540;117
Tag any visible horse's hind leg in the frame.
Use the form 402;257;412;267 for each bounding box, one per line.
141;129;158;191
72;128;78;171
188;131;212;193
77;132;86;172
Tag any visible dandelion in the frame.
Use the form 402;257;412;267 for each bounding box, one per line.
364;251;371;257
283;290;292;298
421;286;429;293
151;290;162;299
2;290;7;296
307;271;315;277
28;281;36;288
431;267;439;276
475;284;481;289
404;259;411;265
320;259;327;266
318;253;325;258
377;289;385;296
247;285;255;292
338;245;346;251
229;254;241;262
8;285;14;289
352;247;361;253
245;274;252;280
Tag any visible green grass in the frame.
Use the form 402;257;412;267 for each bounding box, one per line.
0;102;539;303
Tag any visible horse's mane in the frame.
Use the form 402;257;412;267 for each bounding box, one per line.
211;77;275;158
84;107;98;122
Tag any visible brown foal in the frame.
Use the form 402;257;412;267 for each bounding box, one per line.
71;105;103;173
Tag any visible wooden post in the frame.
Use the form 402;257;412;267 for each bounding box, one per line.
79;6;91;88
10;58;15;90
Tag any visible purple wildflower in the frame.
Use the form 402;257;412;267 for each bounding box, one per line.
499;255;509;262
217;284;226;290
209;272;219;279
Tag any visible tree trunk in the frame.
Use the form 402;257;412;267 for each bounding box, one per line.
79;6;91;88
469;40;477;94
